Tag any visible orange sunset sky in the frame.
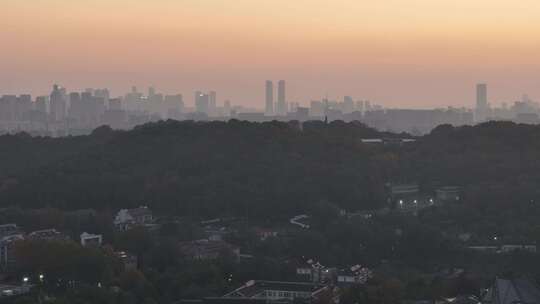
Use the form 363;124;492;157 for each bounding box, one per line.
2;0;540;108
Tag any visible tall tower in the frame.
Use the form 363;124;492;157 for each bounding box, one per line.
277;80;286;116
209;91;217;116
195;91;210;114
265;80;274;116
476;83;488;123
49;84;66;122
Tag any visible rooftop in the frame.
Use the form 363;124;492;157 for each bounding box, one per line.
483;278;540;304
225;280;326;298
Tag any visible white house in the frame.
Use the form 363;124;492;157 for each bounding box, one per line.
80;232;102;247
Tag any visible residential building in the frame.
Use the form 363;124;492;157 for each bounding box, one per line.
436;186;461;202
276;80;286;116
0;234;24;270
80;232;102;247
114;206;153;231
115;251;138;271
28;229;70;241
265;81;274;116
337;265;373;285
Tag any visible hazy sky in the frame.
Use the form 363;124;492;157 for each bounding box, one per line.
2;0;540;108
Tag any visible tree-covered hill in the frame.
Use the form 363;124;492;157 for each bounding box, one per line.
0;120;393;217
2;119;540;218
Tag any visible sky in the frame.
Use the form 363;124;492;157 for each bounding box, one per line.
2;0;540;108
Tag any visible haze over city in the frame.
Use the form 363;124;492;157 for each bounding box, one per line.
3;0;540;107
6;1;540;304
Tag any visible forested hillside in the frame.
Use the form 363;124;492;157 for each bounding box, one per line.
1;120;540;218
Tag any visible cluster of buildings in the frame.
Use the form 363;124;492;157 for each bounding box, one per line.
0;223;108;273
474;83;540;124
0;206;158;273
386;183;461;214
221;280;338;304
0;85;254;136
295;259;373;286
3;82;539;137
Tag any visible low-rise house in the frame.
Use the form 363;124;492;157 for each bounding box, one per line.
0;224;20;238
296;259;325;282
436;186;461;202
254;228;279;241
114;206;153;231
0;224;24;271
387;183;434;213
204;226;234;242
115;251;138;271
0;283;31;298
179;239;240;261
337;265;373;285
0;234;24;270
80;232;102;247
28;229;70;242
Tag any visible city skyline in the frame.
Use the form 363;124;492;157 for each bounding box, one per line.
3;0;540;107
0;81;537;111
3;82;540;138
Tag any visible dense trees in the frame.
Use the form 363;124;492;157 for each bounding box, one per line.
3;119;540;220
4;120;540;303
0;120;393;217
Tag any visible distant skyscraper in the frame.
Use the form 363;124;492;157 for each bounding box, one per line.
195;91;210;114
209;91;217;116
17;95;32;120
476;83;488;122
277;80;286;116
35;96;48;114
50;84;66;122
265;81;273;116
343;96;354;114
68;92;82;121
0;95;17;121
224;100;231;117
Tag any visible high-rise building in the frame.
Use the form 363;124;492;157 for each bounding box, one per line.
277;80;286;116
50;84;67;122
35;96;48;114
17;95;32;120
209;91;217;116
475;83;488;122
148;86;156;98
265;80;273;116
224;100;231;117
94;89;110;107
164;94;184;119
68;92;82;121
195;91;210;114
0;95;17;121
343;96;354;114
309;100;324;117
